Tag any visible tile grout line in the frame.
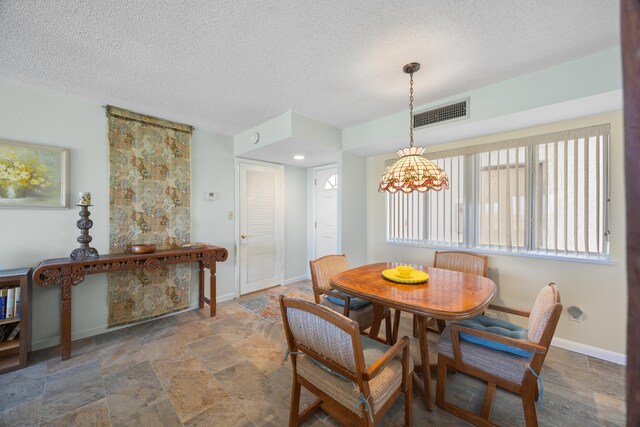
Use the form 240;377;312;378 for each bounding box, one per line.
38;364;48;426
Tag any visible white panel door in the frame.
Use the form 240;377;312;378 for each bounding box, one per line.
239;161;284;295
315;166;338;258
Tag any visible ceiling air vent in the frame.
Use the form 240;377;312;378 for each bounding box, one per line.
413;98;469;129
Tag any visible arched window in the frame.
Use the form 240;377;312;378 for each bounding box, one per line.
323;174;338;190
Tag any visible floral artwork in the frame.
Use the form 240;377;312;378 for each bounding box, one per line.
0;140;68;208
107;106;192;327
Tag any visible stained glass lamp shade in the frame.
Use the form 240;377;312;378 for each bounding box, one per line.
378;147;449;193
378;62;449;194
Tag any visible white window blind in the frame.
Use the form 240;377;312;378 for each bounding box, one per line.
534;134;608;256
426;155;465;245
386;155;464;246
478;147;528;250
385;123;610;260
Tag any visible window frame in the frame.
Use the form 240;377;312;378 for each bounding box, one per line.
385;125;611;262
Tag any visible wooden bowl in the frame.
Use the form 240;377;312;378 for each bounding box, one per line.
130;244;156;254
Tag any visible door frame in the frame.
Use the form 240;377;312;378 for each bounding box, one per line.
234;158;285;298
312;164;338;261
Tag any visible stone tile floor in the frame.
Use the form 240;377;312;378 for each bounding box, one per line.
0;281;626;426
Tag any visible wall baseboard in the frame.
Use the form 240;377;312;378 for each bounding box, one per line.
283;275;309;285
216;292;236;303
32;292;240;351
551;337;626;365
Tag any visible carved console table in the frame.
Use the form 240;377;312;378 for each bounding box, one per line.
33;245;228;360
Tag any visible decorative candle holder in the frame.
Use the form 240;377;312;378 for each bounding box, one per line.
70;204;99;260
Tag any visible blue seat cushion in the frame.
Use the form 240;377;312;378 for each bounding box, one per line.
457;315;533;358
326;290;371;310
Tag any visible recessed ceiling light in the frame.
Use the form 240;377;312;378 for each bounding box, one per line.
293;155;305;160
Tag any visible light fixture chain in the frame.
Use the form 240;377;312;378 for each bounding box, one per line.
409;72;414;147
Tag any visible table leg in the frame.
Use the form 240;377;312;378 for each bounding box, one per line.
198;262;205;310
392;309;401;343
368;303;385;341
209;263;216;317
60;277;72;360
416;315;434;411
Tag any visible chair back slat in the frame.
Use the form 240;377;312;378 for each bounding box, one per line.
433;251;488;277
286;306;357;372
527;283;561;344
310;254;349;291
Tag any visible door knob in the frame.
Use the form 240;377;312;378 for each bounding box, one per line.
241;234;249;239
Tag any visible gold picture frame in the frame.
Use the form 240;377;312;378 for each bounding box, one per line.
0;139;69;209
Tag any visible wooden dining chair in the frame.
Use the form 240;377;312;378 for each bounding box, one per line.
434;251;489;277
408;251;489;337
310;254;392;343
279;296;413;427
436;283;562;427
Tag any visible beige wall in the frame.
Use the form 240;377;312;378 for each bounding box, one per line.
366;111;627;354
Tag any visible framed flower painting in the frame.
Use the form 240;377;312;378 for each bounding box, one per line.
0;140;69;208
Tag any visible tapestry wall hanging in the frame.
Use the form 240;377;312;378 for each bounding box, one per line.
107;106;192;327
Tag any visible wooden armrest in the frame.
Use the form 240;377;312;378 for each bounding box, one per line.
363;336;409;381
450;323;546;355
313;287;350;316
487;304;531;318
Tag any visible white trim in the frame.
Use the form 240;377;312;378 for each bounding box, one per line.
383;241;618;266
551;337;626;365
216;292;236;303
283;275;309;285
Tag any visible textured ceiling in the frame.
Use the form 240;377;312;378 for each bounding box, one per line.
0;0;620;136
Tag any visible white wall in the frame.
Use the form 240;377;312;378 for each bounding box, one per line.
284;165;308;282
344;48;622;154
0;79;236;350
366;111;626;355
338;152;367;267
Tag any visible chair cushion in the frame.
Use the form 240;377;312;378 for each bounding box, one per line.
438;326;531;385
297;335;412;417
457;315;533;358
326;290;371;310
320;298;378;329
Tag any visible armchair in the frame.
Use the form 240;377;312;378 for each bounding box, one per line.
279;296;413;426
310;254;392;343
436;283;562;426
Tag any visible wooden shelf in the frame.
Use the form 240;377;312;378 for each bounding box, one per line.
0;354;19;374
0;268;30;373
0;317;20;326
0;340;19;352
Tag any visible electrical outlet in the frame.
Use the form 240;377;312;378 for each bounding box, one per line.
567;306;585;322
567;313;584;322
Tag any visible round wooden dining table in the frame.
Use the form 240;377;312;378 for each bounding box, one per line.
330;262;497;411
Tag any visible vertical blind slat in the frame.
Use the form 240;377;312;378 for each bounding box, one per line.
596;137;601;255
574;139;579;256
516;148;520;250
488;153;492;247
564;140;569;255
505;150;511;249
554;141;558;255
584;138;589;255
545;142;549;253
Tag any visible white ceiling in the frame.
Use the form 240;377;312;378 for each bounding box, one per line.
0;1;620;138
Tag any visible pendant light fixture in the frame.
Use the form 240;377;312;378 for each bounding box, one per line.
378;63;449;193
